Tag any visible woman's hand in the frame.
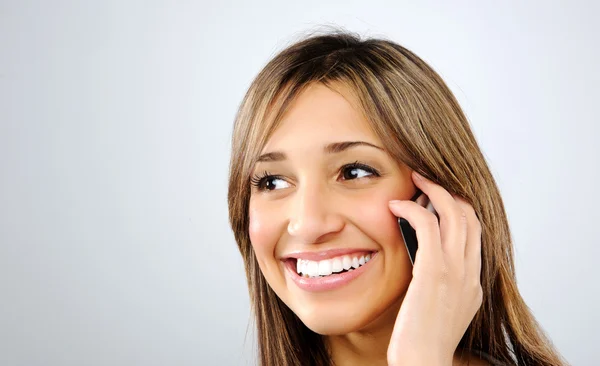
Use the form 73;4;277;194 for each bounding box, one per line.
386;171;483;366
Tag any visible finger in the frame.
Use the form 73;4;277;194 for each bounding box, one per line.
412;171;466;259
388;199;443;264
453;196;482;277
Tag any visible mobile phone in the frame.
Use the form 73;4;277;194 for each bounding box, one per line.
398;189;439;265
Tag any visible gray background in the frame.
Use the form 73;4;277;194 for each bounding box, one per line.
1;1;598;365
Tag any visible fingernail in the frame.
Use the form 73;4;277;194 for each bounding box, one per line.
412;171;422;180
388;200;401;206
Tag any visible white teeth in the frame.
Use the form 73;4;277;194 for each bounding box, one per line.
318;260;333;276
342;256;352;270
296;253;374;277
332;257;343;273
307;261;319;277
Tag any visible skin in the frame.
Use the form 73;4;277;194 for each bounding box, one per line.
248;83;486;365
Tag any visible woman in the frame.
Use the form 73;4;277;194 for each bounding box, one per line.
227;29;566;365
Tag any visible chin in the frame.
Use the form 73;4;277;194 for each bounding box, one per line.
298;308;370;335
289;294;400;336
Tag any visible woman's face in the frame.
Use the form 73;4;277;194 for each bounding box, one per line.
248;83;415;335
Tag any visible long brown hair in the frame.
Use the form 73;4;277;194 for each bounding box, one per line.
227;28;566;366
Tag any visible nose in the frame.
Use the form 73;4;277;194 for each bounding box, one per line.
286;181;345;245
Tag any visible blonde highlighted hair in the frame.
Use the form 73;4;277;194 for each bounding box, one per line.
227;28;566;366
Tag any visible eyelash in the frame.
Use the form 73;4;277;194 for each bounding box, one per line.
250;161;381;192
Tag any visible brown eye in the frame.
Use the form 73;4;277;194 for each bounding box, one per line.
261;177;288;191
341;162;380;180
251;172;290;191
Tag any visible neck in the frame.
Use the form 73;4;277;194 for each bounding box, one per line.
326;295;402;366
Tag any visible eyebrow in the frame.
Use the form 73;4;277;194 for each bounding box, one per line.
256;141;384;162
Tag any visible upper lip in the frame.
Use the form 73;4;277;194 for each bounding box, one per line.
281;248;376;261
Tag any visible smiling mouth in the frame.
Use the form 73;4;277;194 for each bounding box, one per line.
287;251;375;278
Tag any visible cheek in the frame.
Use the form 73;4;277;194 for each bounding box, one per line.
248;204;279;261
350;192;403;249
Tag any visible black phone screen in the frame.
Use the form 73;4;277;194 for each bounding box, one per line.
398;189;423;265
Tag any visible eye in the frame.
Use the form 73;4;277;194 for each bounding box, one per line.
340;161;380;181
250;171;290;192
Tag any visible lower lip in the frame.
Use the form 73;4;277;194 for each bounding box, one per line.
284;253;378;292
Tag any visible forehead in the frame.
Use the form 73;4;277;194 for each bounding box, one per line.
261;83;380;152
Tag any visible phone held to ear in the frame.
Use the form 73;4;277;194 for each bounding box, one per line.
398;189;439;265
